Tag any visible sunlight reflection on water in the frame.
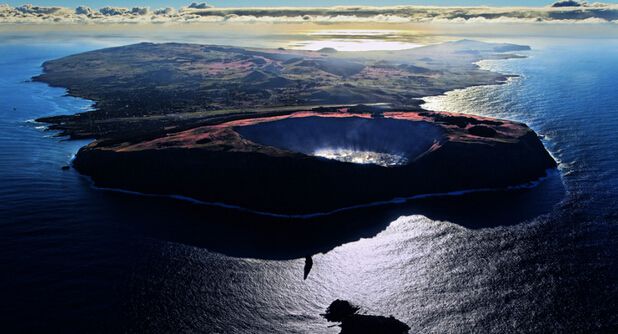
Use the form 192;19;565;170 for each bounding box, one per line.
313;148;408;166
290;39;422;51
289;29;423;51
1;29;615;333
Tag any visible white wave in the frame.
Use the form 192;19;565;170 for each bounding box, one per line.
85;169;559;220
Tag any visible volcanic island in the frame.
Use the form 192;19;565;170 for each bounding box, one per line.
35;40;557;215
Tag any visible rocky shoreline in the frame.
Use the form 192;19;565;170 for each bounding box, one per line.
32;41;556;215
71;110;556;215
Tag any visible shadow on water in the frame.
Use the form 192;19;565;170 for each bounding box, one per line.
97;172;565;260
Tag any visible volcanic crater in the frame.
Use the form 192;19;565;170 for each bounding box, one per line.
32;41;557;215
235;116;444;167
71;110;557;215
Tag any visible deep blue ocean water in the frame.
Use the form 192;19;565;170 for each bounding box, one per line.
0;36;616;333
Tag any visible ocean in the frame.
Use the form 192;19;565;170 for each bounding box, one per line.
0;29;616;332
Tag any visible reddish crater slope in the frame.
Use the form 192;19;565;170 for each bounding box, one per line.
73;110;557;215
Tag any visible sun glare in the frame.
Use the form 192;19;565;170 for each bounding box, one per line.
290;29;423;51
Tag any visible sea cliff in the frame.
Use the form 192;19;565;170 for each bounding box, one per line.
33;41;556;215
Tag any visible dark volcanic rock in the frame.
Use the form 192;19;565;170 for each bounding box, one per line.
323;300;360;322
468;125;498;137
322;300;410;334
32;41;556;215
71;111;557;215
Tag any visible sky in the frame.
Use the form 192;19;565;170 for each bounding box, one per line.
6;0;618;8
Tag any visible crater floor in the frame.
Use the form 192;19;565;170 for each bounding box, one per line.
235;116;444;167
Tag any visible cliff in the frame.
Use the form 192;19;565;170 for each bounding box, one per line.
72;111;556;215
32;41;557;215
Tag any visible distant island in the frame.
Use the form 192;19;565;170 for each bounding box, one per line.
34;40;556;215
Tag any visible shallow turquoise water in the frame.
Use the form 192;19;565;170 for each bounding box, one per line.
0;35;616;332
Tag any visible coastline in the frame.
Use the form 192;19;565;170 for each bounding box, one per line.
421;49;565;175
65;70;561;218
84;168;560;219
33;40;558;215
2;26;615;334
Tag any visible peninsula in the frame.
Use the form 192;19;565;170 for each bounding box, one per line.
34;40;557;215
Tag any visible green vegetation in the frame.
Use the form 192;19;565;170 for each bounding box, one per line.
34;40;528;142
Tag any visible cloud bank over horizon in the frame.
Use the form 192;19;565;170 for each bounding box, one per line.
1;2;618;24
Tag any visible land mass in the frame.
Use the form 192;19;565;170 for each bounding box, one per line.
34;40;527;140
33;40;556;215
322;299;410;334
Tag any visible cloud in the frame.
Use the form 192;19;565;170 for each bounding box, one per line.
551;0;585;6
75;6;94;15
13;4;70;15
187;2;213;9
0;3;617;24
99;6;129;16
130;7;150;16
153;7;176;15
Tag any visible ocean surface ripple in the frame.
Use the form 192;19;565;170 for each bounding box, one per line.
0;37;616;333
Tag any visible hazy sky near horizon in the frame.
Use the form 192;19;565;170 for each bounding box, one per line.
6;0;618;8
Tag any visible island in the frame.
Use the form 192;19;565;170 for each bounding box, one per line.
322;299;410;334
34;40;557;215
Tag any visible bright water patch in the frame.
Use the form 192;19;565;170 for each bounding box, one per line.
0;36;615;333
313;148;408;166
235;116;442;166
